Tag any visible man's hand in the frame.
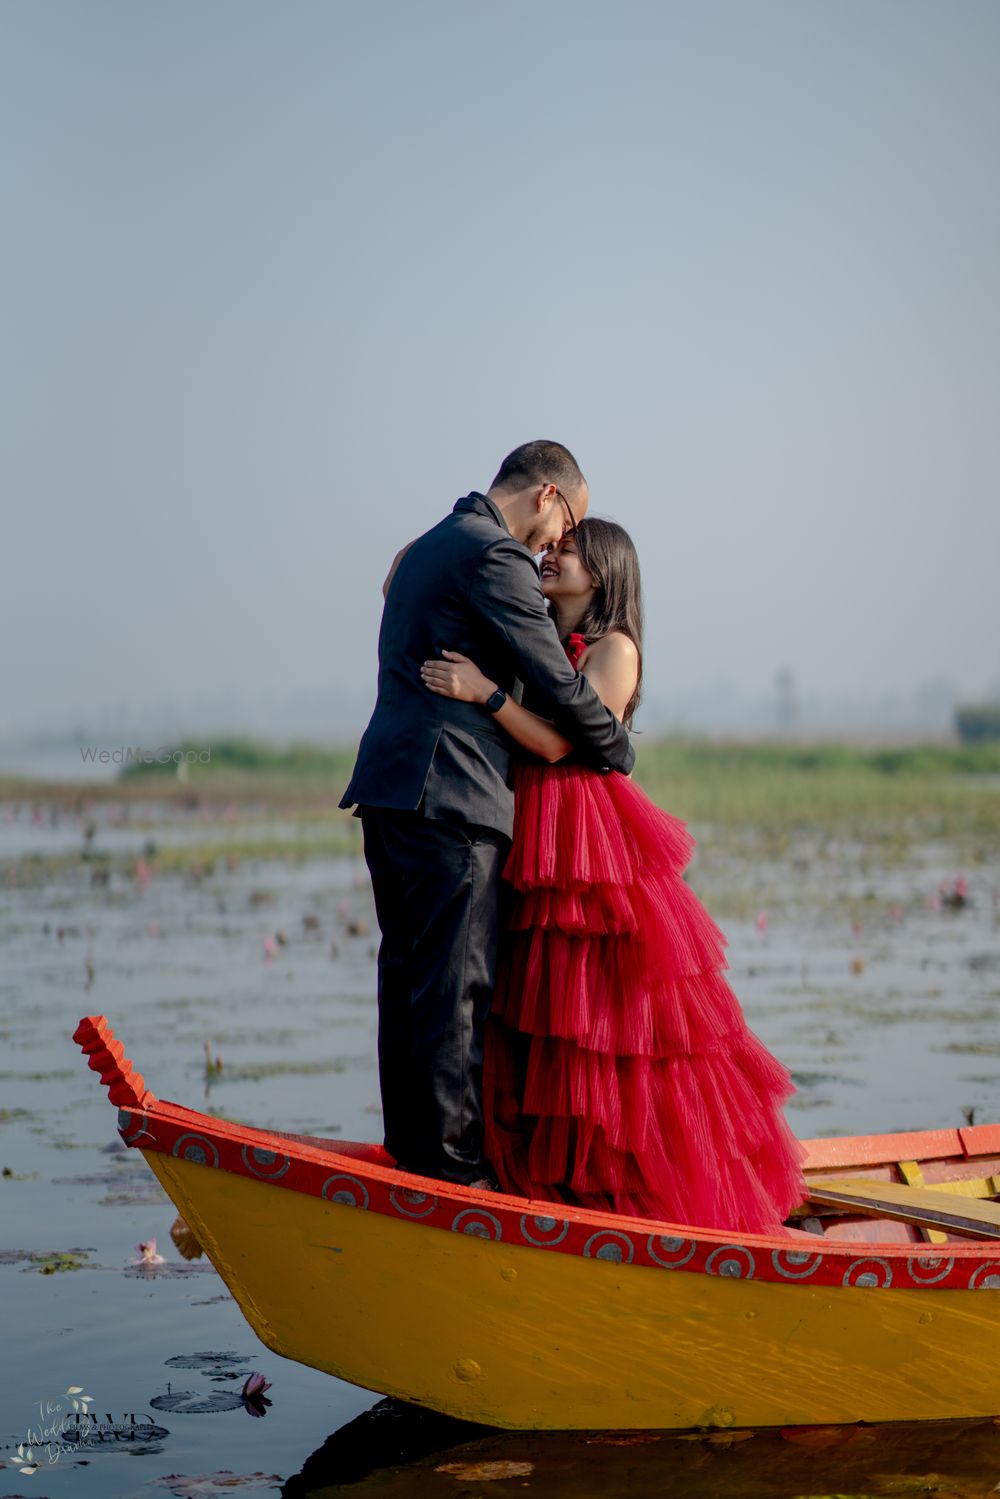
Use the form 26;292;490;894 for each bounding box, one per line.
421;650;497;705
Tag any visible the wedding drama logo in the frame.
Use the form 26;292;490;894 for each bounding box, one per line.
7;1384;168;1475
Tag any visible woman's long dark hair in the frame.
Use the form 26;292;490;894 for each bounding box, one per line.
564;517;643;729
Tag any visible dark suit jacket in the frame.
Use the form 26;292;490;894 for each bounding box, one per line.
340;492;636;838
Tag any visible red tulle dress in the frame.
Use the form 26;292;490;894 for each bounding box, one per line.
482;633;808;1235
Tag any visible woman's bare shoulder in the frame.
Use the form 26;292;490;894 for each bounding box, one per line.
583;631;639;666
579;632;640;719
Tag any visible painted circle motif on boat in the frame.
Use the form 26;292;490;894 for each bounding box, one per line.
241;1145;291;1180
452;1209;503;1241
117;1108;155;1145
583;1231;635;1264
389;1187;439;1219
519;1214;569;1247
771;1249;824;1280
706;1246;756;1279
647;1235;697;1269
171;1132;220;1168
321;1174;370;1209
906;1255;956;1286
968;1262;1000;1290
843;1257;893;1288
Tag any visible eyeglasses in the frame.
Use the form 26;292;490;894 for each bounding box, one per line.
552;486;578;537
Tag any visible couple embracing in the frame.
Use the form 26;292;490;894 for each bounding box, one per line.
341;440;805;1234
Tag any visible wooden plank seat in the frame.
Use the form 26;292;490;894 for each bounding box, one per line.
805;1177;1000;1241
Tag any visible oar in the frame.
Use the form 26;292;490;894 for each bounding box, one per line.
805;1177;1000;1241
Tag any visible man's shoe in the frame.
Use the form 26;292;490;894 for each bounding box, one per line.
393;1163;501;1193
467;1176;501;1193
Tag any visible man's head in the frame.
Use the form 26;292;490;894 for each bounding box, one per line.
487;440;589;553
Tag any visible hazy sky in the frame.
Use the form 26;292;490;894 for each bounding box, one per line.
3;0;998;741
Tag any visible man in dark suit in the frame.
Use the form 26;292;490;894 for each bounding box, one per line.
340;440;635;1188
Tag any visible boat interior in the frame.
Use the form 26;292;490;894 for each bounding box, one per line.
793;1123;1000;1244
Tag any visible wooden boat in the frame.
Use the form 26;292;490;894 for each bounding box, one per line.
75;1013;1000;1431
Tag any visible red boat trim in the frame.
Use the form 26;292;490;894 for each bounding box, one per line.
74;1015;1000;1295
799;1129;965;1170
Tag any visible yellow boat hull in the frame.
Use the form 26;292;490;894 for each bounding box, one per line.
144;1148;1000;1431
74;1013;1000;1431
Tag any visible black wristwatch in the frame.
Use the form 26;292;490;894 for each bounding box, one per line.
482;687;507;715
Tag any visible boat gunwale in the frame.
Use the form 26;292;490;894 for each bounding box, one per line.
75;1012;1000;1294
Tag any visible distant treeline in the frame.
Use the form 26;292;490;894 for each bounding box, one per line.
118;734;1000;781
637;738;1000;776
118;737;358;781
955;705;1000;744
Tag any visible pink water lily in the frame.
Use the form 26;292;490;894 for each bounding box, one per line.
242;1372;271;1399
130;1238;165;1266
241;1371;273;1414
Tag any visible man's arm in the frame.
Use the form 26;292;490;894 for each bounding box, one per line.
468;538;635;774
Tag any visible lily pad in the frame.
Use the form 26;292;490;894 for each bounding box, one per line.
149;1389;246;1414
165;1352;256;1372
149;1473;285;1496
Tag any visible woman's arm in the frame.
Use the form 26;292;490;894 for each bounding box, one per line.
421;652;573;763
382;541;415;599
421;634;639;763
494;697;573;763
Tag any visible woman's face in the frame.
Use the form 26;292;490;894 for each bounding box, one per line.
539;534;598;603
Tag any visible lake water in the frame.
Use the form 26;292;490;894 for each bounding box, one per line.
2;793;999;1497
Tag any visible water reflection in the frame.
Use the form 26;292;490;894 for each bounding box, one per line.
283;1398;1000;1497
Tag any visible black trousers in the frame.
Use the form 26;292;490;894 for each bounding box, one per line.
359;807;510;1185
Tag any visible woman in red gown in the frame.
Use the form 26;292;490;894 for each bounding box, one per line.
420;518;807;1235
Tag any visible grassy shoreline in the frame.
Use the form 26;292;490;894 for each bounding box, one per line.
1;737;997;884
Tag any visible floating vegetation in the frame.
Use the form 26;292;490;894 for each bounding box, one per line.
165;1351;256;1373
0;1107;33;1124
204;1107;255;1125
123;1261;216;1279
148;1471;285;1494
791;1071;864;1089
148;1389;245;1413
51;1165;159;1188
210;1056;361;1083
203;1039;224;1078
0;1068;75;1082
0;1247;94;1273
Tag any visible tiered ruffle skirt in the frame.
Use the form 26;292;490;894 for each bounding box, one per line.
483;762;807;1234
